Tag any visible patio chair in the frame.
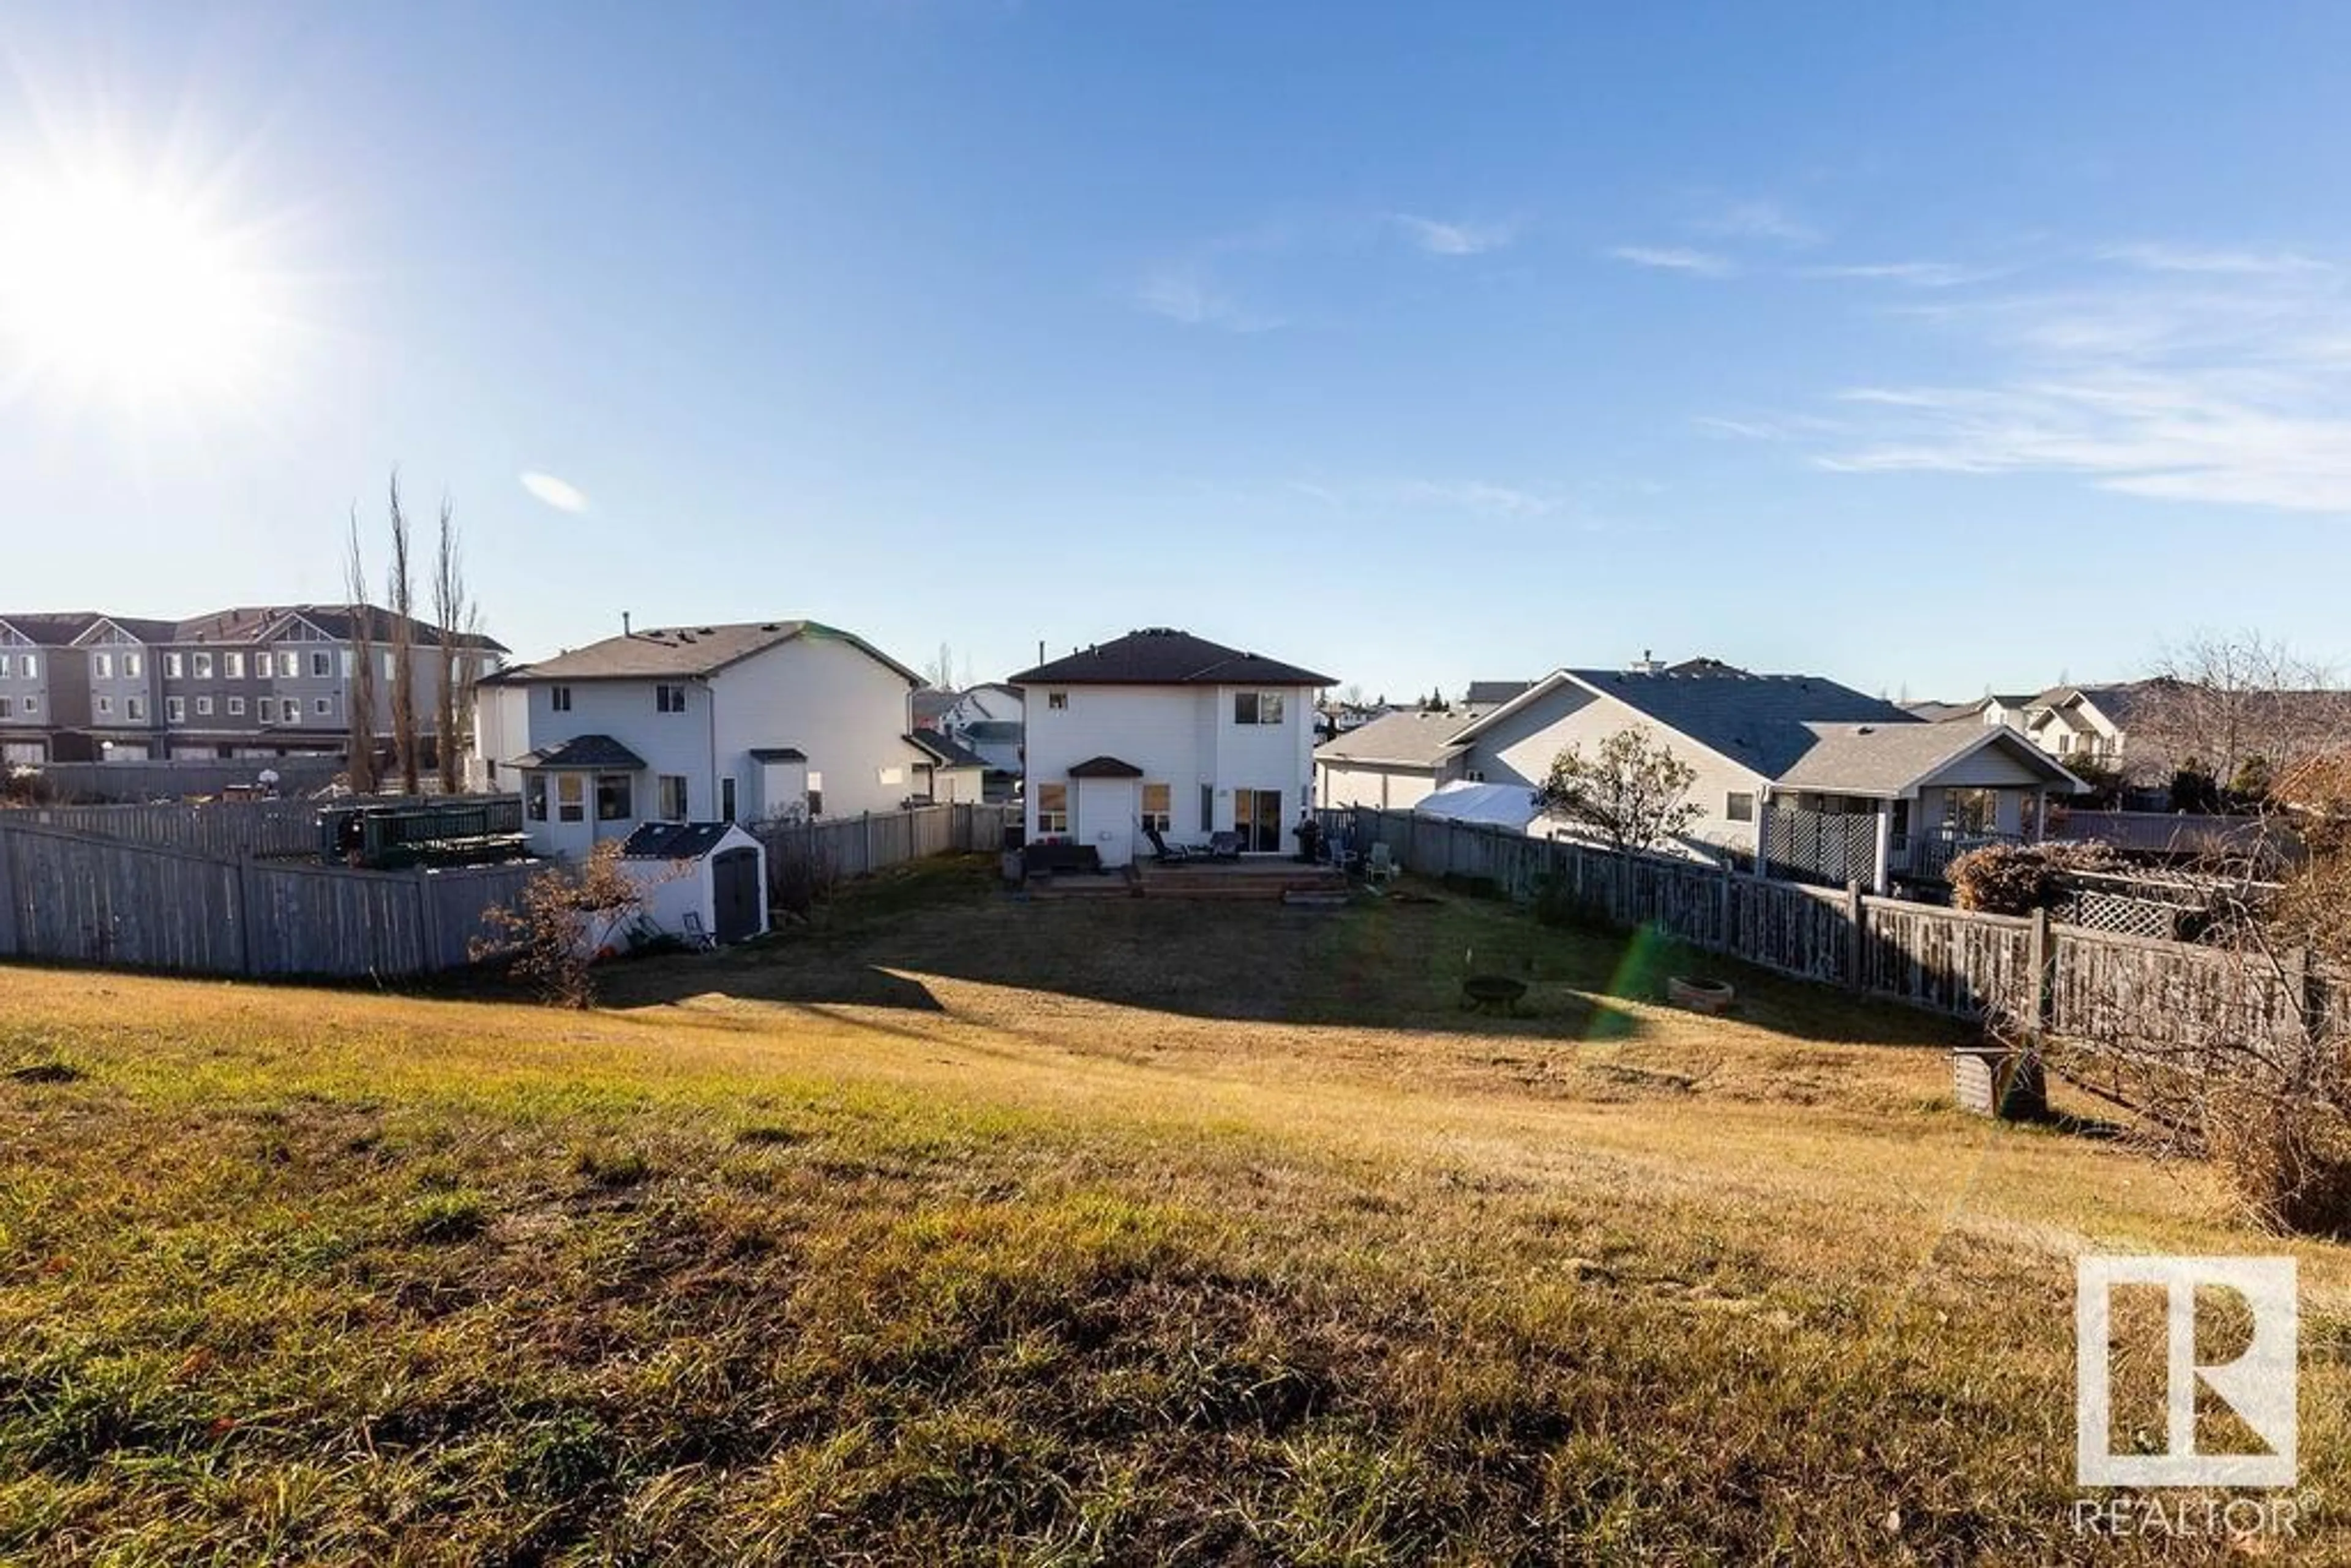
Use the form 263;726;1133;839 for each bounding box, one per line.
1366;841;1398;890
1207;831;1243;860
679;911;718;952
1142;823;1194;863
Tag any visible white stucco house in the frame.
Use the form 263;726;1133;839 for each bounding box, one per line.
1318;659;2085;891
471;619;926;858
1009;628;1335;868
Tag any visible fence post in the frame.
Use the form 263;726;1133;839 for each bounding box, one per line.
234;857;260;977
861;811;874;875
417;871;444;973
1717;863;1733;953
0;825;18;957
1844;880;1865;991
2027;904;2054;1037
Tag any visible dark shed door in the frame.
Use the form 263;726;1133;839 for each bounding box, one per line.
711;847;762;943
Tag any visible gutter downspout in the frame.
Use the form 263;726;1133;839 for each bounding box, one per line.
704;675;719;824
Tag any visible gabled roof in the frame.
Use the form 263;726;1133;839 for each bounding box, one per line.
176;603;508;653
620;822;744;860
513;734;647;770
0;613;102;647
1460;666;1915;780
1902;700;1976;723
910;688;958;727
1010;628;1333;688
506;620;920;685
73;615;180;646
908;728;988;769
1066;755;1144;778
1465;680;1533;706
1314;707;1482;768
1775;722;2083;797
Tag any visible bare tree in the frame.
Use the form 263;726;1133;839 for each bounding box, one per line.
386;473;419;794
429;494;473;793
924;642;956;691
1537;727;1702;853
343;508;379;795
2135;630;2349;794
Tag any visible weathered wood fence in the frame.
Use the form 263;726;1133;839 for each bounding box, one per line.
3;793;454;861
753;803;1011;898
28;757;349;802
1330;808;2347;1056
0;819;535;979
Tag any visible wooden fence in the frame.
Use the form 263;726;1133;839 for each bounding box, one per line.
28;757;349;803
1330;807;2347;1058
0;819;536;979
753;803;1011;898
2;793;463;861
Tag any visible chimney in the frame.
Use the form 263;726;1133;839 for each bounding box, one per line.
1630;648;1665;674
623;610;632;638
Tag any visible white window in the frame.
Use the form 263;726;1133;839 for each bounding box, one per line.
192;652;214;679
282;651;301;678
0;653;10;678
93;653;114;679
167;697;187;722
1037;782;1069;833
227;696;246;716
163;652;182;678
656;683;688;714
381;651;395;680
97;695;114;716
18;655;31;679
310;651;332;678
340;651;353;678
879;765;904;786
20;696;33;715
1046;691;1068;710
557;774;585;822
550;685;573;713
1234;691;1285;725
257;698;276;722
524;774;548;821
658;775;689;821
225;652;245;679
200;696;218;716
125;696;144;721
314;697;332;716
1727;792;1755;823
721;776;737;822
283;702;301;725
124;652;144;678
1141;782;1172;832
0;697;11;719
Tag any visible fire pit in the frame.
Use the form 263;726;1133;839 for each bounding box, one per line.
1666;976;1735;1015
1460;974;1529;1015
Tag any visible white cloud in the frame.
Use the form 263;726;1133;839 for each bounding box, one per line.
1398;479;1560;517
1606;245;1736;278
2100;242;2333;277
1799;260;2351;511
1695;199;1821;247
1801;260;2004;288
520;471;588;513
1132;264;1282;332
1387;213;1520;257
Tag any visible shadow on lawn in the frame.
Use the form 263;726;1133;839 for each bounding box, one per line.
593;863;1966;1051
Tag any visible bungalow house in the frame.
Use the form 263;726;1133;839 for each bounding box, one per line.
1009;627;1335;868
907;729;989;804
473;619;926;858
1318;661;2083;891
1314;705;1493;811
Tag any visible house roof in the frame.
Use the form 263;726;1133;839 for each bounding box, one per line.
910;688;958;727
618;822;745;860
1066;755;1144;778
1464;680;1534;705
508;620;921;685
1463;666;1916;780
748;746;808;763
1313;707;1482;768
1902;700;1976;723
1775;723;2083;797
907;728;988;769
75;615;181;646
174;604;509;653
0;613;103;646
962;719;1022;744
512;734;647;771
1010;628;1334;688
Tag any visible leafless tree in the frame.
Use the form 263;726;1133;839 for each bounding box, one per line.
386;473;419;794
924;642;957;691
429;494;474;793
343;508;379;795
2134;630;2349;792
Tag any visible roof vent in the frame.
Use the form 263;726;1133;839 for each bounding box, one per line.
760;622;780;631
1856;725;1875;735
698;626;716;636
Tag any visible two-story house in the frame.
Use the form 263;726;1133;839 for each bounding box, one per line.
473;619;927;858
0;615;97;764
1009;628;1335;867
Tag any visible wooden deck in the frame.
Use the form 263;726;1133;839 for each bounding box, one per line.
1133;858;1349;903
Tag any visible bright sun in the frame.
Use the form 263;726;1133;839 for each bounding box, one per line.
0;164;278;408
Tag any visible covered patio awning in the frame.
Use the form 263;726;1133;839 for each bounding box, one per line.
512;734;647;771
1067;755;1144;778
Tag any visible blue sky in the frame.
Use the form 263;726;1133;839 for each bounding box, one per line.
7;3;2351;702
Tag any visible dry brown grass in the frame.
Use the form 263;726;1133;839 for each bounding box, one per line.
2;858;2347;1562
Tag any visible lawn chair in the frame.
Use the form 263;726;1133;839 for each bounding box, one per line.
1142;823;1194;863
679;912;718;952
1208;831;1243;860
1366;841;1398;890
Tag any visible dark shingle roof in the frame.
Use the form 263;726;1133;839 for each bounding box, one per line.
175;604;509;653
1465;680;1533;705
620;822;739;860
513;734;647;770
1066;755;1144;778
1547;666;1916;779
748;746;807;762
1010;628;1333;688
0;613;103;646
908;729;988;769
506;620;918;685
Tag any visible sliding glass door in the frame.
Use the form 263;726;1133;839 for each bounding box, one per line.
1234;788;1283;853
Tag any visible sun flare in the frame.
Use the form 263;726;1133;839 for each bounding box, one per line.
0;163;279;407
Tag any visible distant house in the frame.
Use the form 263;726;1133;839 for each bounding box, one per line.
1009;627;1335;867
1319;659;2083;890
473;619;925;858
907;728;989;804
927;682;1024;800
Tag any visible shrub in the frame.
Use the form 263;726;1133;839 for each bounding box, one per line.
473;841;648;1008
1946;841;2118;915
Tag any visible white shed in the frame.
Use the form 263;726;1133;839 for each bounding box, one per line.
617;822;769;945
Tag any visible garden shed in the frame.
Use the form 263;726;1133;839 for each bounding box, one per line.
617;822;769;945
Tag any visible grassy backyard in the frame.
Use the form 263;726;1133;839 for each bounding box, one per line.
2;856;2347;1563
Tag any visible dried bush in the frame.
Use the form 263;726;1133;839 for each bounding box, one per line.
1947;841;2120;915
473;841;647;1008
